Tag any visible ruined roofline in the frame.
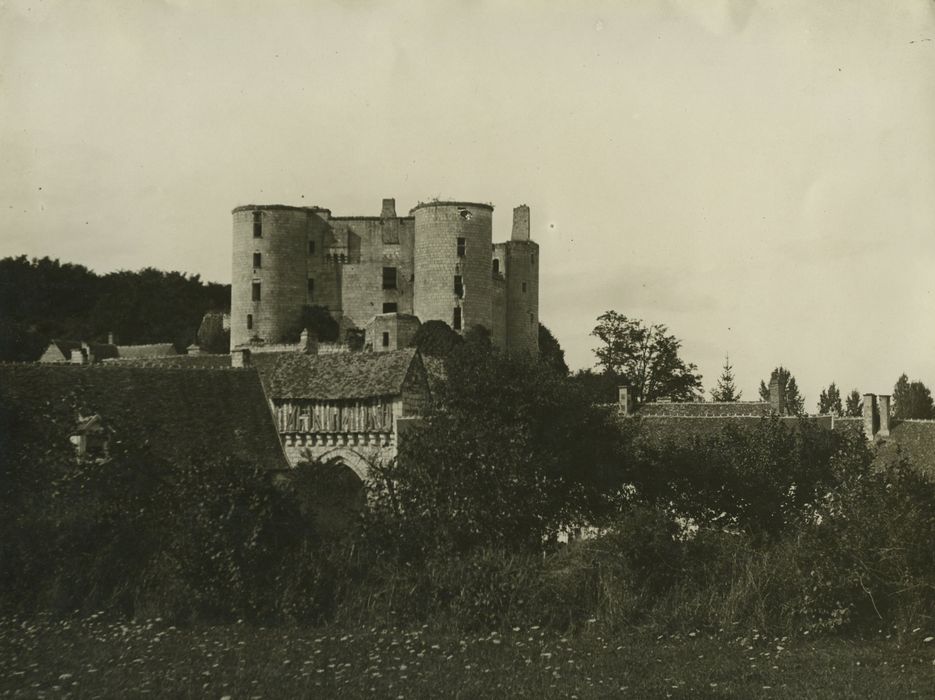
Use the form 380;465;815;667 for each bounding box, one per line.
232;204;331;215
408;200;495;214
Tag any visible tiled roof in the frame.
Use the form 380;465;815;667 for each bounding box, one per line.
639;401;772;417
115;343;178;358
835;417;935;479
633;414;833;444
258;348;421;400
0;364;287;470
103;353;232;369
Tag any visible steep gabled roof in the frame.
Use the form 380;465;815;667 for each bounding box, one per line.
257;348;421;400
0;364;287;470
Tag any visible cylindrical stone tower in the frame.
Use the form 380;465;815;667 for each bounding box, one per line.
231;205;315;348
412;201;494;334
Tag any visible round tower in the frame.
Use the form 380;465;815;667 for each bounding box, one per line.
230;205;313;348
412;201;494;335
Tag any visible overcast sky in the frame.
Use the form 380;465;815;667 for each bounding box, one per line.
3;0;934;406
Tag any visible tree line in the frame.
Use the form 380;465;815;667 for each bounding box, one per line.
0;255;230;361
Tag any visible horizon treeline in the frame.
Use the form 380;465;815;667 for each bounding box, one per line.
0;255;230;361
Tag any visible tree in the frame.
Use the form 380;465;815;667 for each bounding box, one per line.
710;354;742;402
893;374;935;420
845;389;862;417
408;320;463;357
538;323;568;375
369;338;628;555
817;382;843;415
590;311;702;407
295;305;339;343
758;366;804;416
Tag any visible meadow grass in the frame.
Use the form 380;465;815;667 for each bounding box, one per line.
1;615;933;698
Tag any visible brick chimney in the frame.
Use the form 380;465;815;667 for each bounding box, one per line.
381;198;397;219
769;376;785;415
862;393;877;440
877;394;891;438
618;385;630;416
231;347;251;368
511;204;530;241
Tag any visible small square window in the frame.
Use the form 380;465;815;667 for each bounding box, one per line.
453;307;462;330
456;237;466;257
253;211;262;238
454;275;463;298
308;240;316;255
382;332;390;348
253;252;261;268
492;259;500;274
246;314;253;330
382;267;397;290
382;302;398;313
307;278;314;299
252;282;261;301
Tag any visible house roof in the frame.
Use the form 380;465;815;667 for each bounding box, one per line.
0;364;288;470
834;417;935;479
257;348;422;400
639;401;772;418
102;353;233;369
632;414;829;444
43;339;120;362
114;343;177;358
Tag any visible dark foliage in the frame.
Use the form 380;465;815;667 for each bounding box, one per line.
407;319;464;357
758;366;805;416
291;305;340;343
569;367;624;405
710;354;741;402
893;373;935;419
538;322;569;375
0;255;229;359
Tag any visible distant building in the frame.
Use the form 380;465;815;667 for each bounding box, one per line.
230;198;540;356
39;338;177;364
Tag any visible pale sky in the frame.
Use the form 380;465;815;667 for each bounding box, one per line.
3;0;934;407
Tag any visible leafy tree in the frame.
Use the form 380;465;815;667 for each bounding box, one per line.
408;319;463;357
538;322;569;375
893;374;935;419
710;354;742;402
569;367;623;405
817;382;843;415
845;389;862;417
368;339;628;556
758;366;804;416
294;305;339;343
196;312;230;353
590;311;702;407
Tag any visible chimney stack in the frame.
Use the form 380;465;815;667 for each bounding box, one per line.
381;198;397;219
877;394;891;438
618;385;630;416
300;328;319;355
769;376;785;415
231;347;251;368
511;204;530;241
862;393;877;440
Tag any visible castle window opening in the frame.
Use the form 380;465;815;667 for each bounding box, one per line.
382;267;397;290
454;275;464;298
308;240;316;255
458;207;472;220
253;211;262;238
529;312;534;325
252;282;261;301
453;307;462;330
382;302;398;313
493;259;500;274
456;237;466;257
307;278;315;299
531;254;536;265
382;332;390;348
522;281;527;293
246;314;253;330
253;252;261;268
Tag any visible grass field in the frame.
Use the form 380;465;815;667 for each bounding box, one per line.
1;615;932;698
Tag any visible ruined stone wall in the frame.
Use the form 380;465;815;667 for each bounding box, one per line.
413;202;493;335
232;206;330;348
502;239;540;355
